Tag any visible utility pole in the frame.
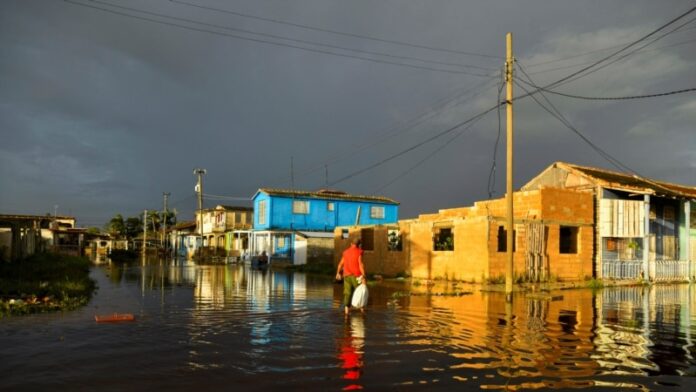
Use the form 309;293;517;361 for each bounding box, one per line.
143;209;148;257
162;192;170;254
194;168;206;249
505;32;514;300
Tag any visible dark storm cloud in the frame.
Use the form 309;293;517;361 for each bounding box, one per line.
1;0;694;226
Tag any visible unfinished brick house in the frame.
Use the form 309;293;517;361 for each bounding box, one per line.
335;161;695;283
335;186;594;282
522;162;696;281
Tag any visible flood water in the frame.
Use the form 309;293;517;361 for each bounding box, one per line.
2;259;696;391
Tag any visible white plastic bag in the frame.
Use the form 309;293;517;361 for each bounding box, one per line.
351;283;368;308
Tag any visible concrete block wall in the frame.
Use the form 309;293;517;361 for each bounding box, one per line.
333;225;409;277
334;187;594;282
540;187;593;224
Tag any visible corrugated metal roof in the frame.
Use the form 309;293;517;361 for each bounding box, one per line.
255;188;399;204
558;162;696;199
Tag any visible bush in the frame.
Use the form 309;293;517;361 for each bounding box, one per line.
0;253;96;317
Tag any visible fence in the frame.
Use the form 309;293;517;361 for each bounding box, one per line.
651;260;688;282
602;260;643;280
602;259;693;281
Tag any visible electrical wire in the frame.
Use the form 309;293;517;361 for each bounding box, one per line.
552;15;696;88
328;103;500;186
526;36;696;76
514;62;638;174
169;0;502;60
516;81;696;101
63;0;493;77
93;0;495;73
525;24;696;69
372;106;488;194
487;69;505;198
264;75;499;186
527;5;696;94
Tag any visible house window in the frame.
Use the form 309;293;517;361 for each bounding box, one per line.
341;229;349;239
370;206;385;219
559;226;578;254
293;200;309;214
433;227;454;251
258;200;267;225
327;202;334;211
497;226;516;252
361;228;374;251
277;236;285;248
388;229;402;251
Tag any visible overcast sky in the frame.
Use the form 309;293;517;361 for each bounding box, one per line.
1;0;695;226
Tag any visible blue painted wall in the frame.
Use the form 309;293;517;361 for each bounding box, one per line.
252;192;398;231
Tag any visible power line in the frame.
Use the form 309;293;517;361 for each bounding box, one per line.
264;75;499;186
329;103;500;186
526;36;696;76
311;4;696;188
536;5;696;93
169;0;502;60
373;107;487;194
487;71;505;198
514;62;638;175
551;15;696;88
525;24;696;69
516;81;696;101
63;0;493;77
91;0;495;73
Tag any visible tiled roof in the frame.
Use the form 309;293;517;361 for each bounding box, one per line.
171;221;196;230
558;162;696;199
256;188;399;204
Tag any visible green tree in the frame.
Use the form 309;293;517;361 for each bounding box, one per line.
161;210;177;228
124;216;143;239
148;211;161;232
107;214;125;238
86;227;101;235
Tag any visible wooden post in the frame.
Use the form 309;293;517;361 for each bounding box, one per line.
643;195;650;280
505;32;514;299
686;200;691;280
143;209;148;257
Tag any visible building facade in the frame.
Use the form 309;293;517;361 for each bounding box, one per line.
522;162;696;281
335;187;594;282
334;162;695;283
252;188;399;264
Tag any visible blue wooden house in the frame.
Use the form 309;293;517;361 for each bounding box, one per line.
250;188;399;264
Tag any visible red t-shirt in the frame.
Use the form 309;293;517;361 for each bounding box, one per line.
342;245;363;277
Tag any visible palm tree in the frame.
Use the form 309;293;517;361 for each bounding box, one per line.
108;214;125;238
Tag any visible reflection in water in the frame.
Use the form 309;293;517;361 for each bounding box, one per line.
2;259;696;391
338;316;365;390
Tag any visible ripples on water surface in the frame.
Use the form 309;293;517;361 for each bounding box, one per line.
2;259;696;391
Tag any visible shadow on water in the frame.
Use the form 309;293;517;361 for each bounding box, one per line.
1;257;696;391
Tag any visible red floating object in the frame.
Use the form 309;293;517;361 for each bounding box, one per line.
94;313;135;323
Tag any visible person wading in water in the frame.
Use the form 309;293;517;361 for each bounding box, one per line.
335;238;366;316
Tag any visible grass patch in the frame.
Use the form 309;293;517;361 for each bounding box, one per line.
586;278;604;290
0;253;96;317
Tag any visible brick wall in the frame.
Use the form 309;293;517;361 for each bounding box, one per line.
334;188;594;282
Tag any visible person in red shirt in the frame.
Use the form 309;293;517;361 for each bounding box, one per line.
335;238;366;315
